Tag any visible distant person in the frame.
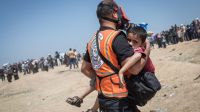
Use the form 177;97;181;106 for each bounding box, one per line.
161;34;167;48
198;26;200;40
59;53;65;65
147;35;154;48
181;25;187;41
73;49;79;68
44;59;49;72
55;51;61;66
18;62;22;73
197;19;200;40
29;61;34;74
67;48;76;69
26;61;31;74
185;25;191;41
47;54;54;69
22;62;27;75
6;65;13;82
34;60;39;73
177;27;183;42
156;33;162;48
12;64;19;80
22;62;25;75
77;53;81;62
64;53;70;67
193;19;199;39
0;68;5;82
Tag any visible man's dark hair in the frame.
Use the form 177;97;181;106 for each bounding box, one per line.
127;26;147;43
96;1;118;20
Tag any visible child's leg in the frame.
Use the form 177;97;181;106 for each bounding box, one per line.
79;85;95;100
66;77;96;107
90;97;99;111
80;76;96;99
83;97;99;112
66;86;95;107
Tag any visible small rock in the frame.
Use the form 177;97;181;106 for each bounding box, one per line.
169;93;175;97
179;53;182;55
173;85;178;89
162;85;168;89
194;74;200;80
163;94;167;97
170;48;176;52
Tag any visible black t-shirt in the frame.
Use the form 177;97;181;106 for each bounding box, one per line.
84;30;134;65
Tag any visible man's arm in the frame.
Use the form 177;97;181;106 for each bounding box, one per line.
81;60;96;79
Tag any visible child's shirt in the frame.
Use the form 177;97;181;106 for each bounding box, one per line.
134;47;155;73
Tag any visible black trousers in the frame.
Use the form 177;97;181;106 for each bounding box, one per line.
69;58;76;69
13;73;19;80
98;94;140;112
7;74;12;82
0;74;5;81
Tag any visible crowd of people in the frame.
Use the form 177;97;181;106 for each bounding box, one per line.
148;18;200;49
1;0;199;111
0;48;81;83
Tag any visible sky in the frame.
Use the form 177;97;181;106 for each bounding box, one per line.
0;0;200;65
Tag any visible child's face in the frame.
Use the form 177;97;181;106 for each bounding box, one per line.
128;33;142;48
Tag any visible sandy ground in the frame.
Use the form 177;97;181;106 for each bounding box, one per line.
0;40;200;112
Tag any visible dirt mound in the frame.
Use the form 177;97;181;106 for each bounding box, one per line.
151;40;200;64
140;40;200;112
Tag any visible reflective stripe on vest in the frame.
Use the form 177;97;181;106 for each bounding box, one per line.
96;71;114;76
105;31;116;62
98;91;128;98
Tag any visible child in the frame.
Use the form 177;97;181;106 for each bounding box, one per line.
119;26;155;85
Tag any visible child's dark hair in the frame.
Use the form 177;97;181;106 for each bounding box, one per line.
127;26;147;43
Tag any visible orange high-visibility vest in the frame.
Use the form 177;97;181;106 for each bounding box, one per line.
87;29;128;98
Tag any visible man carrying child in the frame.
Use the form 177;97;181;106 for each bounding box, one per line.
66;1;151;112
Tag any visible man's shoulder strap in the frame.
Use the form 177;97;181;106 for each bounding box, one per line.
96;30;119;74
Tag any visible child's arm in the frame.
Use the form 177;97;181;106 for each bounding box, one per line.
118;52;142;87
120;52;142;74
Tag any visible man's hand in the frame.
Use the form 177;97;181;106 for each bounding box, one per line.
144;39;151;57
